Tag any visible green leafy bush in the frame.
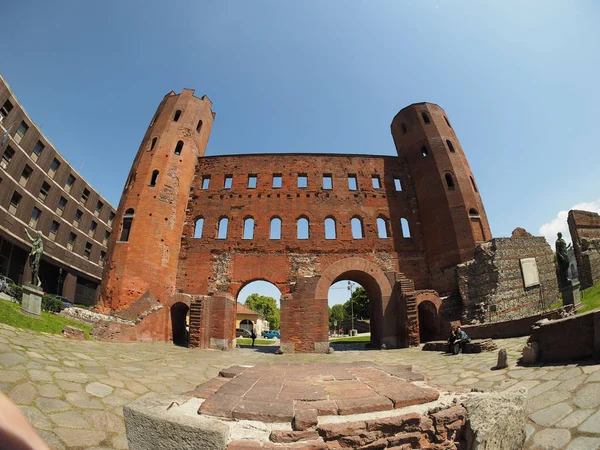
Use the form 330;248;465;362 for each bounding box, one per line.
7;284;23;304
41;295;62;313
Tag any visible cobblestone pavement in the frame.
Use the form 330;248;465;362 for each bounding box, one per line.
0;323;599;449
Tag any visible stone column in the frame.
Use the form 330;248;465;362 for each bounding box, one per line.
21;283;43;317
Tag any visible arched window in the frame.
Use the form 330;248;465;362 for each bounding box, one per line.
149;137;157;151
421;112;431;124
469;208;479;217
445;173;455;189
150;170;159;186
401;218;411;238
217;217;228;239
401;123;407;134
421;146;429;157
444;116;452;128
270;217;281;239
351;217;363;239
297;217;309;239
196;120;203;133
324;217;336;240
194;217;204;238
173;110;182;122
470;176;478;193
377;217;389;238
174;140;183;155
446;140;455;153
119;208;134;242
243;217;254;239
125;172;136;189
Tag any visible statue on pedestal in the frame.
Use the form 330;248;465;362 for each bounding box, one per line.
555;232;571;289
24;228;43;287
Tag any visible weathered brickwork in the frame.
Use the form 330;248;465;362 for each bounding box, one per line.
568;209;600;289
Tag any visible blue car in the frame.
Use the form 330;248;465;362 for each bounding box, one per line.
263;330;280;339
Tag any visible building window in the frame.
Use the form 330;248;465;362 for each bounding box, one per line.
421;146;429;157
174;140;183;155
444;116;452;128
119;209;135;242
125;172;136;189
14;121;29;144
81;188;90;204
67;232;77;251
95;200;103;216
196;120;203;133
173;110;182;122
65;174;76;193
50;221;59;241
39;181;51;202
272;174;282;189
108;211;115;227
323;174;333;190
324;217;336;239
149;137;157;151
89;221;97;238
32;141;45;161
401;123;407;134
74;209;83;227
0;99;13;121
56;196;68;217
394;177;402;191
49;158;61;178
150;170;159;186
248;175;257;189
217;217;229;239
377;217;389;238
446;140;455;153
270;217;281;239
19;165;33;187
297;217;309;239
103;231;110;245
193;217;204;239
469;208;480;217
351;217;364;239
371;176;381;189
401;218;411;238
347;175;357;191
224;175;232;189
9;191;22;215
100;251;106;266
445;173;455;189
421;112;431;124
298;174;308;189
470;176;478;193
243;217;254;239
29;207;41;228
201;176;210;190
84;242;92;259
1;146;15;169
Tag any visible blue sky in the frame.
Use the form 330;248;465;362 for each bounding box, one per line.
2;1;599;306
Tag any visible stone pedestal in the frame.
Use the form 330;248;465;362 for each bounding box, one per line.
350;329;358;337
21;283;43;318
561;279;582;310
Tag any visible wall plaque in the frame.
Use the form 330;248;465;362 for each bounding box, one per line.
520;257;540;288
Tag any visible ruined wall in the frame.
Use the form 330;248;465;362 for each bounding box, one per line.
568;209;600;289
458;233;558;324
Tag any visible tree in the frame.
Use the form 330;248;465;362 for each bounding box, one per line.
245;293;280;329
329;304;345;330
343;287;370;320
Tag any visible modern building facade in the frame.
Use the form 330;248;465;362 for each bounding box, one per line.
0;75;116;304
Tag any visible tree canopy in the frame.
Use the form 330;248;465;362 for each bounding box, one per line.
343;286;370;320
245;293;280;329
328;304;345;330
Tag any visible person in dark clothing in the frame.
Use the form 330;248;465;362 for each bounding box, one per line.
447;328;457;354
452;326;470;355
251;329;257;348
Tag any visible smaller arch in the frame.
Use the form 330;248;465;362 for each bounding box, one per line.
119;208;135;242
270;217;282;240
421;111;431;124
174;140;184;155
446;139;455;153
470;176;479;193
401;123;407;134
469;208;479;217
297;217;309;240
351;217;364;239
376;217;389;238
444;116;452;128
324;217;336;240
173;110;182;122
171;302;189;347
243;217;255;239
125;172;136;189
400;218;411;238
240;319;254;332
196;119;203;133
149;137;157;151
149;170;159;187
421;146;429;157
217;217;229;239
445;173;455;189
194;217;204;238
418;301;438;342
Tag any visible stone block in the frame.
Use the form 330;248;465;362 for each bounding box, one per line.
270;430;320;443
522;341;539;365
293;408;318;431
62;326;85;340
21;283;42;318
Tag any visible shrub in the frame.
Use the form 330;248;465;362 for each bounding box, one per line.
41;295;62;313
7;284;23;304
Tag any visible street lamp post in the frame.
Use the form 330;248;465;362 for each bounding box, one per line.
348;281;355;336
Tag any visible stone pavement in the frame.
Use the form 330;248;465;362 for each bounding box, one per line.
0;322;599;449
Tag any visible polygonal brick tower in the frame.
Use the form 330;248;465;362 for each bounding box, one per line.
391;103;491;295
100;89;215;311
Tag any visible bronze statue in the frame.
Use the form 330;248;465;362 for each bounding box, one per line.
24;228;43;287
555;232;570;289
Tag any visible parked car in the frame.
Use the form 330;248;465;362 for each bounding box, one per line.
0;275;15;288
263;330;280;339
236;328;252;338
52;296;73;310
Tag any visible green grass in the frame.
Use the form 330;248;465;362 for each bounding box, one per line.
329;335;371;343
236;338;275;346
0;298;92;339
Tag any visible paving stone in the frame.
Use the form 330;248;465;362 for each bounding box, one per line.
35;397;70;413
232;400;294;422
565;437;600;450
19;405;52;430
529;428;571;449
0;352;27;367
586;371;600;382
37;429;66;450
38;383;62;398
66;391;106;409
102;395;130;407
83;410;126;432
530;402;573;426
86;381;114;397
97;377;125;388
558;367;582;380
527;380;561;398
56;379;83;391
111;434;129;450
54;428;108;447
527;390;571;414
54;371;89;383
579;409;600;434
28;369;53;382
50;410;91;428
9;382;37;405
582;365;600;375
0;370;25;383
524;423;535;441
573;383;600;409
556;408;595;429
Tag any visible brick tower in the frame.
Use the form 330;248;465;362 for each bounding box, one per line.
391;103;491;295
100;89;215;311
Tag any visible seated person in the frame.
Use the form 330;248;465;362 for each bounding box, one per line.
452;326;470;355
446;328;457;354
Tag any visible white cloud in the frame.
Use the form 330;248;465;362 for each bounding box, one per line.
539;200;600;247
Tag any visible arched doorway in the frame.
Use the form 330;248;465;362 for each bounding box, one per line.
328;280;370;338
418;301;437;343
236;280;282;342
240;319;253;332
171;302;190;347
